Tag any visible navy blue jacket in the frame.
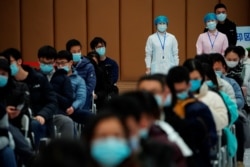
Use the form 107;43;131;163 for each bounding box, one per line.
164;98;217;167
99;57;119;84
48;69;73;114
75;57;96;110
21;65;57;121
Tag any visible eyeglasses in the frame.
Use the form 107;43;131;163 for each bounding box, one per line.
55;61;68;66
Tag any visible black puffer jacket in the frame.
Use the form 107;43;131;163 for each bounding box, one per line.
48;69;73;114
21;65;57;121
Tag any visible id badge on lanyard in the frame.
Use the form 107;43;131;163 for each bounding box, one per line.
207;32;219;53
157;32;166;59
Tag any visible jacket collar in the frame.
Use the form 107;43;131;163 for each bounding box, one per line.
194;83;208;99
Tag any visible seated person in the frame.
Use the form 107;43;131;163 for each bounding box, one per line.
2;48;57;148
103;93;187;167
55;50;93;124
66;39;96;111
166;66;218;167
0;57;34;165
37;45;74;139
0;102;17;167
86;51;110;110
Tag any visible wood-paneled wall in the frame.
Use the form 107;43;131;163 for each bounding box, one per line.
0;0;249;81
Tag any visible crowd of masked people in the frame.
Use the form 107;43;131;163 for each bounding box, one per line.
0;37;119;167
1;40;250;167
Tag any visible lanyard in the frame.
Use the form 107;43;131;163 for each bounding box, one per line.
157;32;167;51
207;31;219;49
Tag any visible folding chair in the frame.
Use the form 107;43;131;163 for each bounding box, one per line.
92;91;97;114
21;114;32;148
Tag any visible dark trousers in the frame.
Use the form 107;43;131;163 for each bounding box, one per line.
235;117;245;161
69;109;94;125
9;124;35;166
0;146;17;167
30;119;47;149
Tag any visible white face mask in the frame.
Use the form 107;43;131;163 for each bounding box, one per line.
225;60;238;68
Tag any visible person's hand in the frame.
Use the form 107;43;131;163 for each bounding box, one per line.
145;68;151;75
93;93;98;100
66;106;74;115
35;116;45;125
6;106;21;119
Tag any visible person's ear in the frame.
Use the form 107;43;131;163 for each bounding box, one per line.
187;82;191;89
17;59;22;66
69;60;73;66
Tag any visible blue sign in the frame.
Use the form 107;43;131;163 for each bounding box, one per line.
236;26;250;49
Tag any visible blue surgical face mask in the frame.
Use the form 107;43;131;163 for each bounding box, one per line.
154;94;163;107
216;13;227;22
129;136;140;152
215;70;223;78
72;53;81;62
60;66;70;73
206;21;217;31
163;94;172;107
139;128;148;139
157;24;167;32
0;75;8;87
91;137;131;167
96;47;106;57
177;90;189;100
205;80;214;88
10;63;19;76
40;63;54;75
190;79;202;92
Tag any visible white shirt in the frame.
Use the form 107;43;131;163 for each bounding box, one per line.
145;32;179;74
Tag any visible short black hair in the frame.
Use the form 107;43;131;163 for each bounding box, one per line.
195;54;212;66
224;46;241;59
86;51;100;63
56;50;72;62
0;58;11;75
236;46;246;59
66;39;82;52
167;66;190;86
122;91;160;119
90;37;106;50
183;58;205;82
166;66;190;106
33;139;87;167
214;3;227;12
37;45;57;59
137;74;166;91
210;53;228;71
103;95;141;122
2;48;22;61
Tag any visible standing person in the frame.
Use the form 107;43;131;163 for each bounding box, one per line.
66;39;96;111
90;37;119;96
213;3;237;46
145;15;179;75
196;13;228;55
